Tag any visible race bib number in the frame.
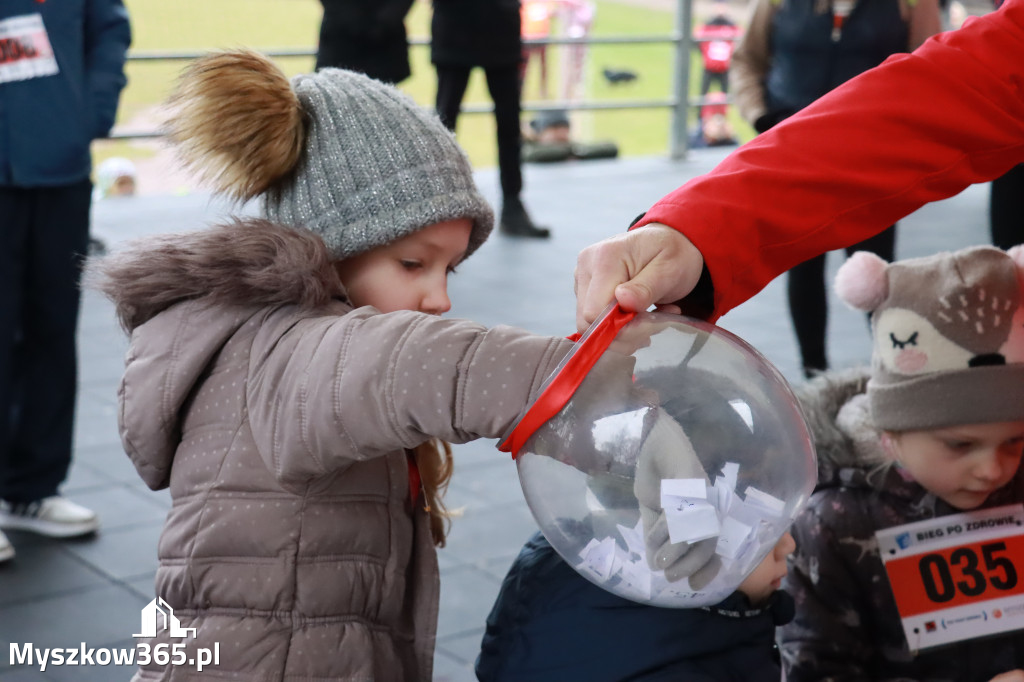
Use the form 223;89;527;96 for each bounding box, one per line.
876;504;1024;651
0;14;59;84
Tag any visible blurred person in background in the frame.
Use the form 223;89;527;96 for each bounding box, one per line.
315;0;415;84
695;0;741;96
730;0;942;377
0;0;131;563
520;0;553;99
431;0;552;238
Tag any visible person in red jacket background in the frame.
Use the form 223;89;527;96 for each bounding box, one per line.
695;0;741;96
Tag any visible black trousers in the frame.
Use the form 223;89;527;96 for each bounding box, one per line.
0;181;91;503
787;224;896;375
435;63;523;201
990;163;1024;250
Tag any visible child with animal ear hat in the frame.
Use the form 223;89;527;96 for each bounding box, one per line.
780;245;1024;681
86;50;586;681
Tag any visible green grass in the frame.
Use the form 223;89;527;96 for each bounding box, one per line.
99;0;752;171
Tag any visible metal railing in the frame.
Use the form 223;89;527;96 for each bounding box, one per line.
111;1;731;159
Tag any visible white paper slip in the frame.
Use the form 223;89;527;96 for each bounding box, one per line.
617;553;653;600
578;536;617;581
712;477;735;515
743;486;786;516
617;518;646;557
661;478;708;501
716;516;754;560
719;462;739;491
661;477;720;544
665;499;720;545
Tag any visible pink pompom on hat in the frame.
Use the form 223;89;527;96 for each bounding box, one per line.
834;245;1024;431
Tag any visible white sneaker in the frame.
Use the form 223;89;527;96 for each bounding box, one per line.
0;529;13;562
0;496;99;538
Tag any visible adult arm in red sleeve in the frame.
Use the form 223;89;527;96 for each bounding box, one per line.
640;1;1024;319
577;1;1024;328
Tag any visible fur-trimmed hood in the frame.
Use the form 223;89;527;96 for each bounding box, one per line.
86;218;347;333
87;219;352;490
794;368;883;486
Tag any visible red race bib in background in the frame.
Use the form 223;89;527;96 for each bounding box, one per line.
0;14;58;84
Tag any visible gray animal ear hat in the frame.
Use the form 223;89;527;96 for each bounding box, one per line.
835;245;1024;431
165;50;494;260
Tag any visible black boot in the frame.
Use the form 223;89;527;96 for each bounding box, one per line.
500;197;551;238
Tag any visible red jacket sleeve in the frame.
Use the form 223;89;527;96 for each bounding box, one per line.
638;0;1024;321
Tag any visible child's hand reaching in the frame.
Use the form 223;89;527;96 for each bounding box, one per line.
633;410;721;587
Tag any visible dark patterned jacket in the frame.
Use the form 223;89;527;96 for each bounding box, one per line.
780;369;1024;681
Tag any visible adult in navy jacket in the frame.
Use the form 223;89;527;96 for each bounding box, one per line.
0;0;130;562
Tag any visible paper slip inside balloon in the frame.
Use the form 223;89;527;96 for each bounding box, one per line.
661;478;720;544
710;476;734;514
617;553;653;600
617;519;647;557
719;462;740;491
743;486;786;517
578;536;617;581
716;516;754;560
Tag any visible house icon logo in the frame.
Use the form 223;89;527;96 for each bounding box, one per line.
133;597;197;638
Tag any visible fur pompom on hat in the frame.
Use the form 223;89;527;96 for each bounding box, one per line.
835;245;1024;431
165;50;494;260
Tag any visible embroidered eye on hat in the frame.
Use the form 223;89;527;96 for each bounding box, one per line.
165;50;494;260
834;245;1024;431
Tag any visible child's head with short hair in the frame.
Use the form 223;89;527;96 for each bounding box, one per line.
836;245;1024;509
165;50;495;315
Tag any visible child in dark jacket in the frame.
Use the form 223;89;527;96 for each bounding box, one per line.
781;246;1024;681
479;362;802;681
476;529;795;682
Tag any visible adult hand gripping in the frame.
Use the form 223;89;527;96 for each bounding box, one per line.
574;223;705;332
633;409;721;589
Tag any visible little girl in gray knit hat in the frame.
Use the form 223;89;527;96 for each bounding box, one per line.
86;51;584;681
778;245;1024;681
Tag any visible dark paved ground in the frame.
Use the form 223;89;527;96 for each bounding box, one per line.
0;148;991;681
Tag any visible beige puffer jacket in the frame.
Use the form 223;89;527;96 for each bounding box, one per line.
96;220;571;681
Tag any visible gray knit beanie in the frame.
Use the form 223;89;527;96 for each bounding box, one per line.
834;246;1024;431
263;68;494;259
166;51;493;261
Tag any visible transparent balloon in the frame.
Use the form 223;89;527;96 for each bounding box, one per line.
509;308;817;608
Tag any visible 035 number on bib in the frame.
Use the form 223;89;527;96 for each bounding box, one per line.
876;504;1024;650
